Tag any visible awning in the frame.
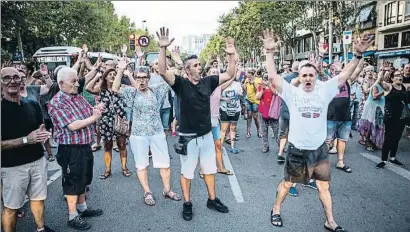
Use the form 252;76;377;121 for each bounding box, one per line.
323;50;376;63
356;5;374;23
374;49;410;58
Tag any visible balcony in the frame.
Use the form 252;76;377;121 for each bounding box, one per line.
378;1;410;33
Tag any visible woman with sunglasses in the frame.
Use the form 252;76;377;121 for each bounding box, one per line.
113;61;181;206
373;68;408;169
85;67;132;179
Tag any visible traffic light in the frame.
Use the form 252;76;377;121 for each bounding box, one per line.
129;34;136;51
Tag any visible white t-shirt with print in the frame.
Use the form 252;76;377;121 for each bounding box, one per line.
279;76;340;150
220;81;243;115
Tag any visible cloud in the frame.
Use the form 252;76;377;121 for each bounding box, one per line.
112;1;238;46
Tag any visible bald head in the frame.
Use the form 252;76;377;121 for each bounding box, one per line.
1;67;19;78
292;61;300;72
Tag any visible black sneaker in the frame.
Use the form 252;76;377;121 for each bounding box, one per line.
376;162;386;169
277;155;286;163
390;159;405;167
207;198;229;213
182;202;193;221
80;207;103;218
67;216;91;231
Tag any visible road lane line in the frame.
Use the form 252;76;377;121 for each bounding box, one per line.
222;147;244;203
360;152;410;181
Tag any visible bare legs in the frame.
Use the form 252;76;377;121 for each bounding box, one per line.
101;136;128;177
180;174;216;202
247;111;260;136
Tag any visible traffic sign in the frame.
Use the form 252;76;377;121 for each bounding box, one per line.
138;35;150;47
343;31;352;45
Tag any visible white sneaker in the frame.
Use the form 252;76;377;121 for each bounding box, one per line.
329;147;337;154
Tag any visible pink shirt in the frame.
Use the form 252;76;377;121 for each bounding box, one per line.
210;86;222;118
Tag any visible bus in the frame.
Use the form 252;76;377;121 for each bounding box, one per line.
33;46;120;72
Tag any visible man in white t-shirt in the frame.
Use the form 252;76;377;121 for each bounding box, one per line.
261;29;373;231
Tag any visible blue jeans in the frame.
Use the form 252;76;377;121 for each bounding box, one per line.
327;121;352;142
160;108;171;130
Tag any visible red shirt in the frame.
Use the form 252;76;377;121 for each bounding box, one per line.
48;91;95;145
258;84;275;118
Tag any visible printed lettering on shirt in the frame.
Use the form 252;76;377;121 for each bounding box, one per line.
293;91;325;119
335;83;349;98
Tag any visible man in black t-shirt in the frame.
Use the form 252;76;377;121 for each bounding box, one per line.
156;27;237;221
1;67;54;232
326;61;364;174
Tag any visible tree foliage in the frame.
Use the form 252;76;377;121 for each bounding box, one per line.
1;1;159;60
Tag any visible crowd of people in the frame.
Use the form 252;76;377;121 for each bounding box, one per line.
1;26;409;232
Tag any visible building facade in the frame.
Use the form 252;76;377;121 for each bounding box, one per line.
375;1;410;69
181;34;212;56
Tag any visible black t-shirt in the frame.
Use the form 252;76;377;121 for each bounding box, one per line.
171;75;219;136
327;82;351;121
1;98;45;168
79;78;85;95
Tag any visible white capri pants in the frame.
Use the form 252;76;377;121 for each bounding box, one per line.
180;131;217;179
130;132;170;170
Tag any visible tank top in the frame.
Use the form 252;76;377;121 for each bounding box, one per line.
384;84;408;121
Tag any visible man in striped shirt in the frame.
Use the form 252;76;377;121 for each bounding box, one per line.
48;67;105;231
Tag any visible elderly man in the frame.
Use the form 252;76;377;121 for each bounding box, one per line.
48;67;104;230
261;29;373;231
1;67;54;232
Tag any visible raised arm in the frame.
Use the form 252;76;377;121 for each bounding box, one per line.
218;38;236;85
112;60;128;93
338;33;374;87
372;69;391;92
85;73;102;95
261;29;283;94
156;27;176;85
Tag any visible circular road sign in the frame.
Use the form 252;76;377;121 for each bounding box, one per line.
138;35;150;47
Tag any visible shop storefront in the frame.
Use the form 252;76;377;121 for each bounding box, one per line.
374;48;410;70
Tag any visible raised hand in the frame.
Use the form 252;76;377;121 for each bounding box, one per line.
156;27;175;48
260;29;280;51
223;37;236;55
117;60;132;70
135;45;144;58
354;32;375;54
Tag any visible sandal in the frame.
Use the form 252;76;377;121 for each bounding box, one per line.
246;132;251;138
99;170;111;179
324;225;347;232
270;211;283;227
17;210;26;218
122;169;132;177
336;165;352;173
92;144;102;152
113;147;119;152
365;146;374;152
218;169;233;175
143;192;156;206
257;133;262;138
358;140;365;146
163;190;182;201
47;155;56;162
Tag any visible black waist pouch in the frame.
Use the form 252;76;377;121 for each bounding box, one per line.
286;143;307;177
174;135;198;156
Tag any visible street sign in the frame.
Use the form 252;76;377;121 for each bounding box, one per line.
138;35;150;47
343;31;352;45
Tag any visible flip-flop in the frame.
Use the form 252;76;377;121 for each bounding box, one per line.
218;169;233;175
246;132;251;138
324;225;347;232
92;144;102;152
113;147;120;152
336;165;352;173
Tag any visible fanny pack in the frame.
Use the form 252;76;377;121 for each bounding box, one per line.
286;143;307;177
173;133;199;156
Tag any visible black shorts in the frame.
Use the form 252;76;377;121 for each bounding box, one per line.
44;118;53;131
56;144;94;195
284;142;330;184
220;110;240;122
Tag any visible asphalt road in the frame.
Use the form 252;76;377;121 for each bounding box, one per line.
15;118;410;232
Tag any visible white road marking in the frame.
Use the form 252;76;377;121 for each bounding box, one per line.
360;152;410;181
222;147;244;203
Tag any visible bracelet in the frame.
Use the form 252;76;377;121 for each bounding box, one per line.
354;53;363;59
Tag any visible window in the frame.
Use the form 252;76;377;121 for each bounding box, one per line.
384;2;397;26
297;40;303;53
384;33;399;48
398;1;405;23
402;31;410;47
406;1;410;15
304;37;312;52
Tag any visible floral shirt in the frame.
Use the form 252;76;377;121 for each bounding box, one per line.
122;82;170;136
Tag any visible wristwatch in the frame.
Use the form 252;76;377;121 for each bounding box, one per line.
22;137;28;144
354;53;363;59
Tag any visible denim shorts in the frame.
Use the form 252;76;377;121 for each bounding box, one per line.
246;100;258;112
211;124;221;140
326;121;352;142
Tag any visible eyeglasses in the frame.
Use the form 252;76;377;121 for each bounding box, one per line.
193;63;201;68
1;75;22;84
136;76;149;81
